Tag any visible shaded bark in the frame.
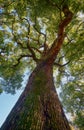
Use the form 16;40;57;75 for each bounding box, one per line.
1;61;71;130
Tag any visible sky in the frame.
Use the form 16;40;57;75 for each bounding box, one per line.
0;70;30;128
0;90;23;127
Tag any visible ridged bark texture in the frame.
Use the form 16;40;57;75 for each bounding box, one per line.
1;62;71;130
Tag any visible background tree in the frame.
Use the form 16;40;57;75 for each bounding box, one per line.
0;0;84;130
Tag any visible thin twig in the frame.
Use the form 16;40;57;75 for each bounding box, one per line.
54;60;71;67
31;47;42;54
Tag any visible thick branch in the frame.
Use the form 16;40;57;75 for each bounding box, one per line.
45;4;73;64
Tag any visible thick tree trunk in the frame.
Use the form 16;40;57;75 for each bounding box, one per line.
1;62;71;130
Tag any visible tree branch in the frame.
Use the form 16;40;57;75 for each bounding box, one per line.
47;0;61;10
54;60;71;67
2;1;15;8
34;19;48;53
11;21;27;49
33;23;45;36
45;4;73;64
20;18;30;37
31;47;42;54
12;18;40;63
13;54;32;67
27;42;39;62
20;18;40;62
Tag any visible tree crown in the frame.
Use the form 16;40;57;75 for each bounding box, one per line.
0;1;84;128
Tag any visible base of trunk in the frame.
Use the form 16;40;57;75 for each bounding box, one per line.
1;63;71;130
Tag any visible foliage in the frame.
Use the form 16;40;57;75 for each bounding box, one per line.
75;112;84;130
0;0;84;129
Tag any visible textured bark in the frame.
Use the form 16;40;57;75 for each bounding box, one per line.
1;62;71;130
1;3;73;130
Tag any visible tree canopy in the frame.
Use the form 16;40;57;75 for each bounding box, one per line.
0;0;84;129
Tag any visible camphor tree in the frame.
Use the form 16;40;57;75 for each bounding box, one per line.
0;0;84;130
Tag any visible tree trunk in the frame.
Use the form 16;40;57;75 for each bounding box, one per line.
1;62;71;130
